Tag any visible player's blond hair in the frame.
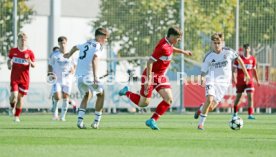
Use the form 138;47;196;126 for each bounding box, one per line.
211;32;224;41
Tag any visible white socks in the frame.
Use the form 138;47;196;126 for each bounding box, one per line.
60;99;69;120
94;111;102;123
52;98;59;118
198;114;207;126
78;108;86;123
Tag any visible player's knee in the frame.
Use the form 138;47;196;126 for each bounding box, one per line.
164;97;173;105
139;100;150;107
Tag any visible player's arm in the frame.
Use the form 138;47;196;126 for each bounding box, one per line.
236;56;250;83
200;72;207;87
232;61;238;85
7;58;12;70
173;47;192;56
146;58;155;83
92;54;99;82
28;59;35;68
252;68;260;86
64;46;79;58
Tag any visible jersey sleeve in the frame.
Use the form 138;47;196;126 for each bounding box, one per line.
233;59;238;68
94;44;102;57
8;49;14;59
229;49;239;60
48;52;54;66
29;50;35;62
252;57;257;69
201;56;209;73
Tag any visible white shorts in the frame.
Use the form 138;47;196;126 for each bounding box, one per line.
51;82;73;95
77;76;104;96
205;84;229;103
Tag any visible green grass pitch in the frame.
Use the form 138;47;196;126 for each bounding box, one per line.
0;114;276;157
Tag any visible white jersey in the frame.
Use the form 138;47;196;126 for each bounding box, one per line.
75;39;102;78
201;47;238;85
49;51;76;83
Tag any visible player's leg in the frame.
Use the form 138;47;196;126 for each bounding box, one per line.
60;84;72;121
51;83;62;120
197;95;216;130
247;92;255;119
13;83;29;122
9;81;18;115
233;93;242;117
92;91;104;129
60;92;70;121
77;77;91;129
145;88;173;130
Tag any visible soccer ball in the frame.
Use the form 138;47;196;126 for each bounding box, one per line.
229;116;243;130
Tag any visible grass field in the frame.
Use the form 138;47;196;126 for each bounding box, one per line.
0;113;276;157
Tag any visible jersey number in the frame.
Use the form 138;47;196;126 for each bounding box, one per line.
79;45;89;60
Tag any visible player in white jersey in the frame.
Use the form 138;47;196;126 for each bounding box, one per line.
197;32;250;130
48;36;76;121
64;28;109;129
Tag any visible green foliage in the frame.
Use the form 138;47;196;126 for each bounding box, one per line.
93;0;275;63
0;0;34;57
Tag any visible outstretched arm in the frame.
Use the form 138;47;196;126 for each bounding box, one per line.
173;47;192;56
64;46;79;58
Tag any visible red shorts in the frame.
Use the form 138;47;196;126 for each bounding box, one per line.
236;84;254;93
10;80;29;95
140;74;171;98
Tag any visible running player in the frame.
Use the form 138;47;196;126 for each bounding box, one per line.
7;32;35;122
118;27;192;130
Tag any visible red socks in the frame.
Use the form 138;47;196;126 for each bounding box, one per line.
248;107;254;115
126;91;140;106
234;105;239;113
151;100;170;121
14;108;22;117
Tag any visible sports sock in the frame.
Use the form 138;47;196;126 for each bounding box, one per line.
60;99;69;120
151;100;170;121
94;111;102;123
14;108;22;117
248;107;254;115
126;91;140;106
77;108;86;123
234;105;239;113
52;98;59;118
198;114;207;126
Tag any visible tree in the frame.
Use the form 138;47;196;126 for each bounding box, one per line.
93;0;275;63
0;0;34;57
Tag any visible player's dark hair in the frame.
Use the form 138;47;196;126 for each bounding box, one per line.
95;28;109;37
52;46;60;51
58;36;67;42
167;27;182;37
243;43;250;49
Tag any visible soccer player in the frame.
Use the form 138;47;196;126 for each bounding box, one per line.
196;32;250;130
232;44;260;119
7;32;35;122
48;36;77;121
118;27;192;130
64;28;108;129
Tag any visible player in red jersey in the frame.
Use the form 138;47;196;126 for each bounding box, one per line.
232;44;260;119
7;32;35;122
119;27;192;130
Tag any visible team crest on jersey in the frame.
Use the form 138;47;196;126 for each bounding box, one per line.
24;54;29;59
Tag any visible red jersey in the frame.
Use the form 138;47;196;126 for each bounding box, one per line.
144;37;173;75
233;55;256;85
8;48;35;83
